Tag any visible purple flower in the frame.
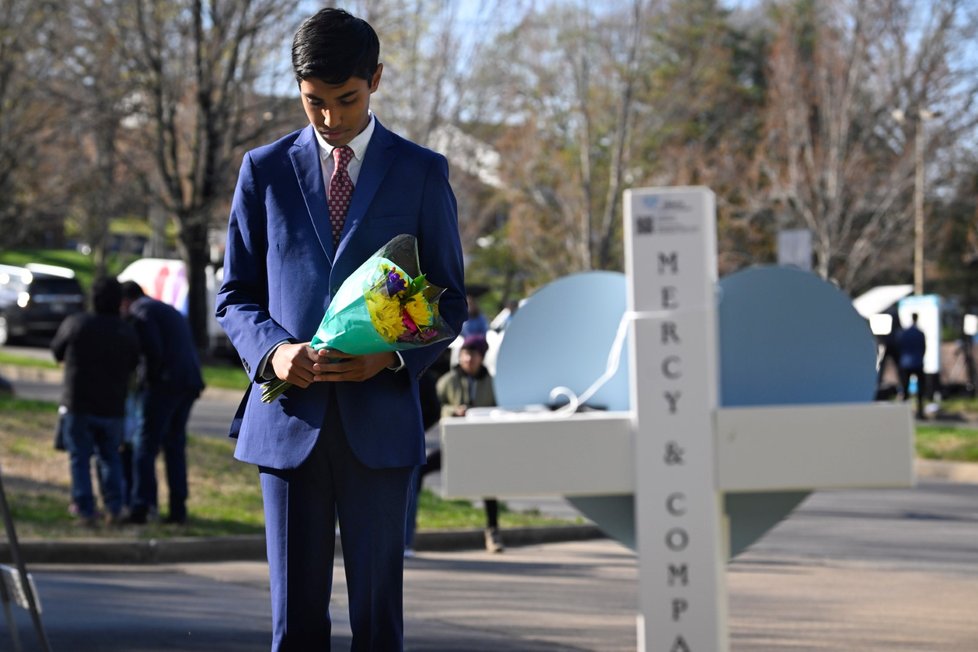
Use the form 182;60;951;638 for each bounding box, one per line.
385;269;407;296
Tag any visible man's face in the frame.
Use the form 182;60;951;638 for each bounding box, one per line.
299;65;382;148
458;348;483;376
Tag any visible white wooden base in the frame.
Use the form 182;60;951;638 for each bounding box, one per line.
714;402;915;492
441;411;633;497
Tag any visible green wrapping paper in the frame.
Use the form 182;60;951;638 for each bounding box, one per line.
261;234;454;402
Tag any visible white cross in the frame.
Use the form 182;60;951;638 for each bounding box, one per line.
441;187;915;652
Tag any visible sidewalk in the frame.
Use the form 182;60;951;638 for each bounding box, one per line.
6;538;978;652
0;524;604;565
0;362;242;402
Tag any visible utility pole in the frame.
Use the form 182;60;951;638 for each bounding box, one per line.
913;118;925;295
893;107;939;295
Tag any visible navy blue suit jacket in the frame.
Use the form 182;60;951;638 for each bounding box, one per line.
216;120;465;471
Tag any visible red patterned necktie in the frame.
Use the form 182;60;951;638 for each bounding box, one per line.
328;145;354;243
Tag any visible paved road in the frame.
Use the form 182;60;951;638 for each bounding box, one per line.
1;481;976;651
3;343;240;440
8;377;240;441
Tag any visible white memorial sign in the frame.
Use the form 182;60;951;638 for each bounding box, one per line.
442;186;914;652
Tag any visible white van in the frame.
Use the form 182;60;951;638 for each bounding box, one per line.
117;258;232;356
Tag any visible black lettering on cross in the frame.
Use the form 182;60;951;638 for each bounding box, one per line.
666;493;686;516
664;442;685;465
662;286;678;309
667;564;689;586
661;321;680;345
666;528;689;552
664;391;681;414
659;251;679;274
672;598;688;622
662;356;681;379
670;635;692;652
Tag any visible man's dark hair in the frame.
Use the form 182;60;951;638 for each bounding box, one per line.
292;8;379;84
92;277;123;315
119;280;146;302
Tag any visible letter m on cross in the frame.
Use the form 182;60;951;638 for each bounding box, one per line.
659;252;678;274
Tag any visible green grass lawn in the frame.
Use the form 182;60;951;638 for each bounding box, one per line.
936;396;978;422
0;350;59;370
0;248;137;291
201;363;250;391
0;395;571;539
0;395;264;539
916;424;978;462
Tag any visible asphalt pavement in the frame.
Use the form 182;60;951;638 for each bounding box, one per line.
6;482;978;651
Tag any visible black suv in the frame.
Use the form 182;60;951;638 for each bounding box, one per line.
0;264;86;345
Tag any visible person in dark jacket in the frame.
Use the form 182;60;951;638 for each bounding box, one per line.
898;312;927;419
51;277;140;526
120;281;205;524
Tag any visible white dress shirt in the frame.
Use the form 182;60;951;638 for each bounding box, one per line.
314;112;376;192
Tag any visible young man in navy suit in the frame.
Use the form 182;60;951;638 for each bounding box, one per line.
216;8;465;651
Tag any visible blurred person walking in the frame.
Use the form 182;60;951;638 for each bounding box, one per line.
51;277;139;526
459;293;489;338
898;312;927;419
120;281;205;524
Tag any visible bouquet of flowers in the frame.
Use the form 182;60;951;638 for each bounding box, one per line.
260;234;454;402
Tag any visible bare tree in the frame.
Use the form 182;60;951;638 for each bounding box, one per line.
758;0;978;292
464;1;652;281
593;1;647;270
343;0;510;146
622;0;770;275
120;0;298;349
49;0;143;277
0;0;62;247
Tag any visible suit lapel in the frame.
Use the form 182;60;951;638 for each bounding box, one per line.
289;126;335;263
334;120;397;261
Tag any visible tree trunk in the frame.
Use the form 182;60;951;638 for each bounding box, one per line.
178;218;210;353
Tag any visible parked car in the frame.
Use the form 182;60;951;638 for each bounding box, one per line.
0;263;86;345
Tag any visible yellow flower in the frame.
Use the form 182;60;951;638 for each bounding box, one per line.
366;291;406;342
404;295;433;327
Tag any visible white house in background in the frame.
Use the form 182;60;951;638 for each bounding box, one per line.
429;124;505;190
